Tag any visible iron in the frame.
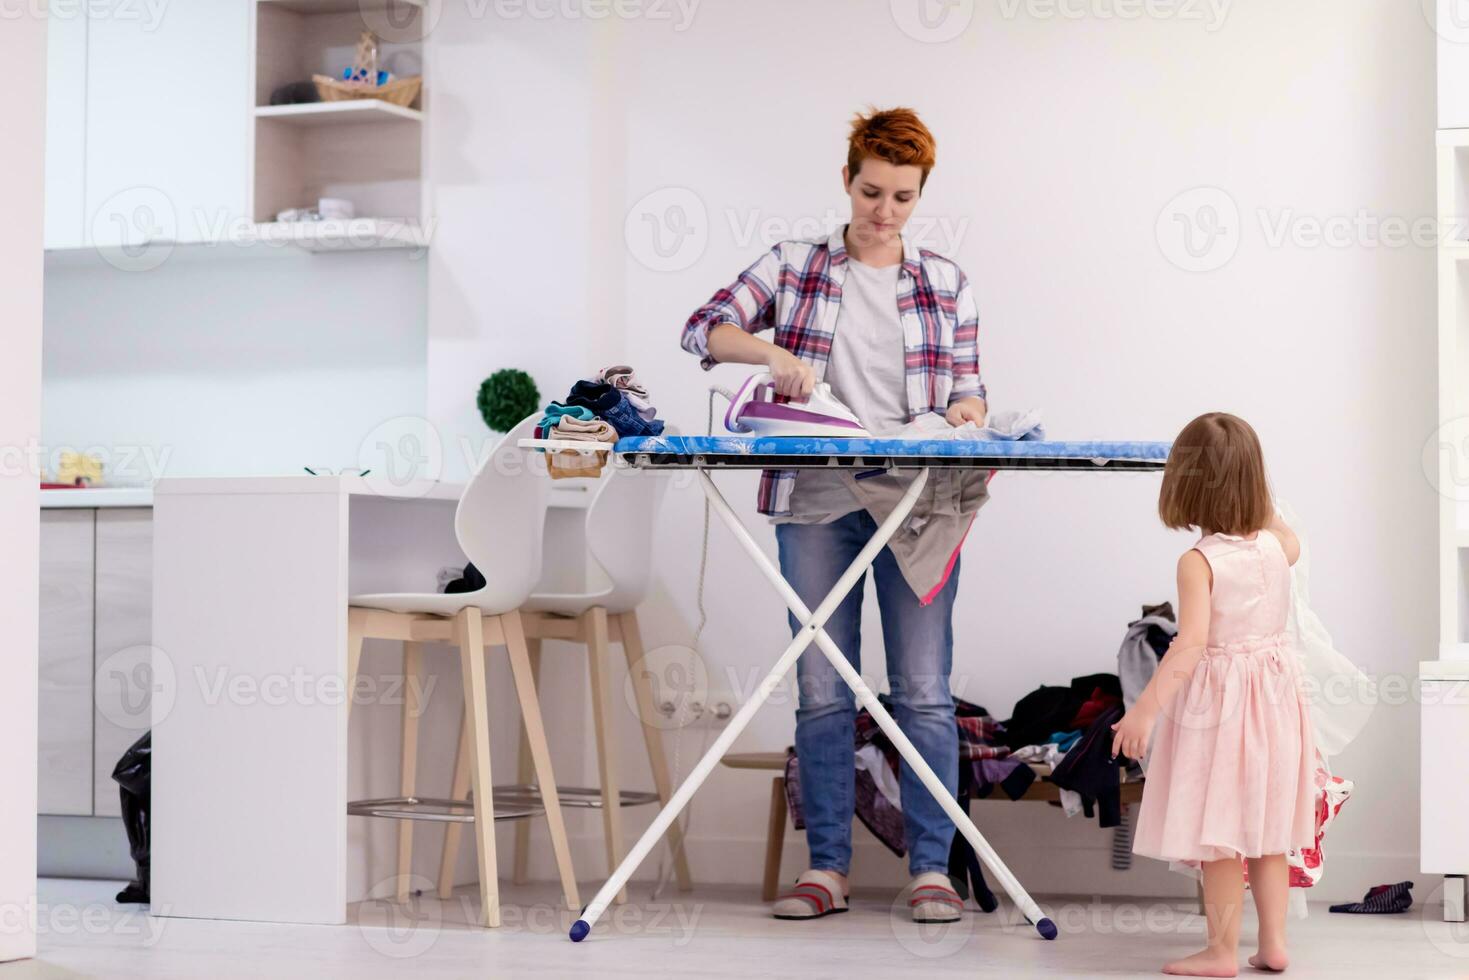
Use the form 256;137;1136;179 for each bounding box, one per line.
721;371;872;438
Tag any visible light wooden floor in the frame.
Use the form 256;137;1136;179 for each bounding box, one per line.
4;877;1465;978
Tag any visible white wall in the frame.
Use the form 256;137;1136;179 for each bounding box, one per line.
1;5;45;965
42;249;427;482
430;0;1436;902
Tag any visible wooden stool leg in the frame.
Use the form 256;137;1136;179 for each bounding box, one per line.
345;607;367;724
456;609;500;928
503;611;580;911
763;775;787;902
395;641;424;904
511;635;543;886
586;607;627;904
618;610;693;891
437;713;470;900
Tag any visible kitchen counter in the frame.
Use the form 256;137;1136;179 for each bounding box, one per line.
41;480;595;510
40;487;153;508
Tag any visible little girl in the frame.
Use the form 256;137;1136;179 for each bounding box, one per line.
1112;412;1316;978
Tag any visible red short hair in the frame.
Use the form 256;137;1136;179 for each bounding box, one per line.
847;106;937;189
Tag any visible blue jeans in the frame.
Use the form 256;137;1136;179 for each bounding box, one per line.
775;509;960;877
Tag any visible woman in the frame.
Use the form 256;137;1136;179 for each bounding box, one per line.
679;107;987;922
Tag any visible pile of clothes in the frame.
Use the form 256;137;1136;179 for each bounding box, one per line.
782;697;1037;865
535;365;664;478
1003;671;1132;828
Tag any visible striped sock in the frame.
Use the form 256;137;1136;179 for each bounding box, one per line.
1328;881;1413;914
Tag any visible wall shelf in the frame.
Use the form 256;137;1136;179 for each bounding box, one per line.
248;0;429;233
259;0;424;12
254;101;423;128
238;218;428;251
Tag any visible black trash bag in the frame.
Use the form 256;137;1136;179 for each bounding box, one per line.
111;731;151;904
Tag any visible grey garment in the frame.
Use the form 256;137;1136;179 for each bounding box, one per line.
840;466;991;602
776;257;909;527
774;468;864;525
1117;614;1179;711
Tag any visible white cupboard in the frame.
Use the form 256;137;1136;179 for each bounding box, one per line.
43;6;87;249
38;506;153;818
37;510;96;815
43;1;251;250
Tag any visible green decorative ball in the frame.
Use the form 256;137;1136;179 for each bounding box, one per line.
477;369;541;432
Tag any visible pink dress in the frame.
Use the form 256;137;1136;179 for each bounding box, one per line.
1132;529;1317;863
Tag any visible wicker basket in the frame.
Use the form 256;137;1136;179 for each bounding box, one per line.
547;448;609;480
312;73;421;107
312;32;421;108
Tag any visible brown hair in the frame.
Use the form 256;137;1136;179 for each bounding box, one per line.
1157;413;1273;536
847;106;936;189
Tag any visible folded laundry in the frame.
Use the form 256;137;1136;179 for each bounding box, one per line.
598;364;648;397
566;379;622;413
566;380;665;438
537;402;594;434
593;364;659;422
543;416;617;479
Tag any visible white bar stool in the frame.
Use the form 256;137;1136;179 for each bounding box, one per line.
439;454;693;899
346;415;579;928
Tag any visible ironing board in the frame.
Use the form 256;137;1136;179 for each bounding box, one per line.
518;434;1171;943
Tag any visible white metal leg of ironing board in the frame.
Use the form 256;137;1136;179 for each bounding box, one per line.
700;467;1054;940
569;465;927;941
571;464;1055;942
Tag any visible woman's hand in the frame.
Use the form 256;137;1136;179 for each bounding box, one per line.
1109;707;1156;762
766;347;815;400
945;398;987;428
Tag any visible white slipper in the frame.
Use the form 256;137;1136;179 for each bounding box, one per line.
772;869;849;920
907;871;964;923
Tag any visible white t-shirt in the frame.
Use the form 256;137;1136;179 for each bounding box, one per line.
775;256;909;525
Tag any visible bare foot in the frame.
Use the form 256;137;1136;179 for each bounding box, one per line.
1248;946;1289;972
1163;947;1239;977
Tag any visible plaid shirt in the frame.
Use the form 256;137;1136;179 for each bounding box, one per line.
680;225;986;516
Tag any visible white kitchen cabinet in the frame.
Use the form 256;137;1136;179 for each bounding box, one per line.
38;510;96;816
85;1;251;247
44;5;88;249
93;509;153;817
1422;663;1469;921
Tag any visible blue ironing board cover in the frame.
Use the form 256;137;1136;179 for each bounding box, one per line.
614;435;1171;468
